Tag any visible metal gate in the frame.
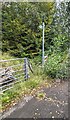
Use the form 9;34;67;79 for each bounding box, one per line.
0;58;31;93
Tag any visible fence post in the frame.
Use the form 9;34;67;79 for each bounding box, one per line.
24;58;29;80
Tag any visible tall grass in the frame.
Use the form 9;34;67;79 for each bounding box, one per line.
0;53;46;112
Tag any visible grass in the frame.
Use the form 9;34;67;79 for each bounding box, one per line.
0;69;40;112
1;76;44;112
0;53;52;112
1;76;52;112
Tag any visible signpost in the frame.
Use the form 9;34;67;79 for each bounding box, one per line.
39;16;45;66
42;16;45;66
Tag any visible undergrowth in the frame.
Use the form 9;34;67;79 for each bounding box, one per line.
43;51;69;80
0;54;46;112
0;50;69;112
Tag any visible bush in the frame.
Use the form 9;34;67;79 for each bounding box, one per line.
43;52;69;80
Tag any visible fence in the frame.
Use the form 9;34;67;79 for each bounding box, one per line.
0;58;32;93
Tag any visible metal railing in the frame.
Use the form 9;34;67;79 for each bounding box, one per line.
0;58;32;93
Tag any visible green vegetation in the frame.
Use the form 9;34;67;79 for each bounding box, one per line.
36;92;46;100
2;2;55;57
1;79;40;110
0;55;47;112
0;53;44;111
0;2;70;112
43;51;69;79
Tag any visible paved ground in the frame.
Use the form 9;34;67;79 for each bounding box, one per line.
2;81;68;119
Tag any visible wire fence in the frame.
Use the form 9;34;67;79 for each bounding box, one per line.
0;58;32;93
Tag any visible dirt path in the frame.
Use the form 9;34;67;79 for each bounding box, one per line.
2;81;68;119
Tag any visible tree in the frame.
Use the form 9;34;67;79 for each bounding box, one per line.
51;2;69;53
2;2;55;58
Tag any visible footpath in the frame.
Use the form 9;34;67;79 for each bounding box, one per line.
2;81;68;119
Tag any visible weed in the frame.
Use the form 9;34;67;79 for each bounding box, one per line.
36;92;46;100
